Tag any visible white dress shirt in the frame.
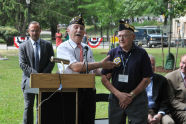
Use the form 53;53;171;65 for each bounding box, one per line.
30;38;40;59
57;39;95;74
180;71;186;82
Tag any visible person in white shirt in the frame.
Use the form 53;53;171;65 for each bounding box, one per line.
57;15;116;124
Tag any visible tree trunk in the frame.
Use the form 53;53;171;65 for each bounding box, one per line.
51;25;57;41
100;26;103;38
50;18;58;41
91;16;97;33
15;0;27;36
106;26;109;42
106;25;110;50
164;15;168;25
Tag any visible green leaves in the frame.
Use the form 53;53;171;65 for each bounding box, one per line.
0;26;19;45
0;0;185;36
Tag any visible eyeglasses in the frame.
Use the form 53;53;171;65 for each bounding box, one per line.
29;30;40;33
117;34;131;39
181;61;186;65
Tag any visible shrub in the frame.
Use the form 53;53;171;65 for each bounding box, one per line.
132;20;163;27
0;26;19;46
0;38;5;43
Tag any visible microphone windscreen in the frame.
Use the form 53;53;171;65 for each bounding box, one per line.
84;46;88;51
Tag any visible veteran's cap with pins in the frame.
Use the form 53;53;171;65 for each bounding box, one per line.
119;20;135;32
69;14;85;26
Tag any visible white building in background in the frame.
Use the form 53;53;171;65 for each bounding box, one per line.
172;15;186;41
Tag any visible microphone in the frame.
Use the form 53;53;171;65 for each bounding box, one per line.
84;46;89;58
83;46;89;60
83;46;89;74
84;46;88;51
50;56;70;64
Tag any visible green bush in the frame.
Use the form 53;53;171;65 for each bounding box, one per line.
0;26;19;46
0;38;5;43
132;20;163;27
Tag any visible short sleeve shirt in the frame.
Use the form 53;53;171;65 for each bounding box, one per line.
102;44;153;93
57;39;95;74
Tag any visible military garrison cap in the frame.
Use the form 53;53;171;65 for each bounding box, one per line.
119;20;135;32
69;15;85;26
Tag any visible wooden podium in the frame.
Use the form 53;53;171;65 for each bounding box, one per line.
30;73;95;124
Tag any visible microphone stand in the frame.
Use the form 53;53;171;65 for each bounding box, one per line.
83;46;89;74
85;50;88;74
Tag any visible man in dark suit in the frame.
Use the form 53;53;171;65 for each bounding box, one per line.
19;21;55;124
147;55;174;124
166;54;186;124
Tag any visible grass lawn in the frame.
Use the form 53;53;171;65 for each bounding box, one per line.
0;47;185;123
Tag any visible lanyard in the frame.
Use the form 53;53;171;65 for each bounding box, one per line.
120;52;131;74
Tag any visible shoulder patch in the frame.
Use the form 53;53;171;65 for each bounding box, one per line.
113;57;121;65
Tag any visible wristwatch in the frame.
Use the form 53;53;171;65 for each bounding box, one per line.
130;91;136;98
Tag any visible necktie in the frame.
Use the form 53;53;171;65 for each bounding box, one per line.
34;42;39;71
77;44;83;62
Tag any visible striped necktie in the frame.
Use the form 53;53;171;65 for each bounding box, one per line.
77;44;83;62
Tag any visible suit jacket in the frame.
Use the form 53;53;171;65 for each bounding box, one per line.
19;39;55;93
165;69;186;111
151;73;170;114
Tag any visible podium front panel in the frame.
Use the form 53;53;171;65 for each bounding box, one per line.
40;92;76;124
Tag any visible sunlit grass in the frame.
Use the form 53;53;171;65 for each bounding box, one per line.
0;47;185;123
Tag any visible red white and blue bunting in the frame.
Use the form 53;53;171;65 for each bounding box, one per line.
88;37;103;48
14;36;29;48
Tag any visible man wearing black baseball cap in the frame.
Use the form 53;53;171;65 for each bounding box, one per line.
101;20;153;124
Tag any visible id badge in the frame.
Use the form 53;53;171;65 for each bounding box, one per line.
118;74;128;83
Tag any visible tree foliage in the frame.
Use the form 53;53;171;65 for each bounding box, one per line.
0;0;185;37
144;0;185;25
0;0;28;35
171;0;186;18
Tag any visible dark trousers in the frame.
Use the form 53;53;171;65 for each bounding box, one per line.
78;88;96;124
109;91;148;124
23;93;38;124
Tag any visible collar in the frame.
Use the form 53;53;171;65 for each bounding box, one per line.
180;71;185;80
118;43;136;54
69;39;84;48
30;38;40;45
150;76;153;80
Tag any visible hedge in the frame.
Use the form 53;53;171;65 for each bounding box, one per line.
0;26;19;45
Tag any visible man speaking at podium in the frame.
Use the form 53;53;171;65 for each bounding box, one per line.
57;15;116;124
